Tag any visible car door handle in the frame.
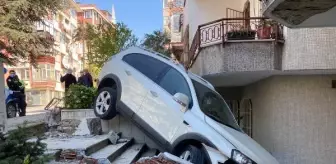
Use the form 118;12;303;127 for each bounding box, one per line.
125;70;131;76
150;91;158;97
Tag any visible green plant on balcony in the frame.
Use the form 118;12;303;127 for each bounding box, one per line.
64;84;97;109
227;28;256;40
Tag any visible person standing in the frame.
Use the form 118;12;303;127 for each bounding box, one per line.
83;69;93;88
60;69;77;91
6;70;26;116
78;71;85;86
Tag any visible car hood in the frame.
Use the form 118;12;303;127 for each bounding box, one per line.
205;117;279;164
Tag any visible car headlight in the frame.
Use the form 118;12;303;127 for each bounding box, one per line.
231;149;255;164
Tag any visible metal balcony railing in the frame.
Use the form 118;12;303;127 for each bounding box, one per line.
186;17;284;69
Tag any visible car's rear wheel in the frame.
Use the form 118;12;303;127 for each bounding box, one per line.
6;102;17;118
94;87;117;120
178;145;205;164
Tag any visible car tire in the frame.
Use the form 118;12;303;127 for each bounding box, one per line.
6;102;17;118
178;145;205;164
94;87;118;120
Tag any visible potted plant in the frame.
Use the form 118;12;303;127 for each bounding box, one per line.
257;19;272;39
227;28;256;40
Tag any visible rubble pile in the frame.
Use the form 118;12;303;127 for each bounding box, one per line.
135;153;192;164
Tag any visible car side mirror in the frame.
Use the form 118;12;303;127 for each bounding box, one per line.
173;93;190;109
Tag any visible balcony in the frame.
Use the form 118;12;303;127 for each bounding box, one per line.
261;0;336;28
187;17;284;86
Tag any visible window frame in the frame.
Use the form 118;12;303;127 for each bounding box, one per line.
122;53;170;83
157;67;193;108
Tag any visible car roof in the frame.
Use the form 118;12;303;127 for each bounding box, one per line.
117;46;215;90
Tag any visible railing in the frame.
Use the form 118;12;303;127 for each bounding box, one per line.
186;17;284;69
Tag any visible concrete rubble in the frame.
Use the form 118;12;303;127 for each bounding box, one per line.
135;153;192;164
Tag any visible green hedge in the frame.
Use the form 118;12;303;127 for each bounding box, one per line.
64;84;97;109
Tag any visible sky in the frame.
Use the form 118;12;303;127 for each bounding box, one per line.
78;0;164;40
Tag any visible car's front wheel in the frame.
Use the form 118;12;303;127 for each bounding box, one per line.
178;145;205;164
94;87;117;120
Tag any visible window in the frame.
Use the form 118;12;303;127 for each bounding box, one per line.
159;68;192;105
163;16;170;26
192;79;241;132
32;64;55;81
122;53;168;82
171;14;181;33
175;0;184;7
84;10;92;18
15;68;30;80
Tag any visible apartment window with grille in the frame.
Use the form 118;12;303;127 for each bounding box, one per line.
226;99;253;137
84;10;92;18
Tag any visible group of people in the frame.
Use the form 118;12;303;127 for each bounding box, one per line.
60;68;93;90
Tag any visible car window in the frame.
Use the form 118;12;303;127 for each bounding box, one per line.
122;53;168;82
192;79;241;132
159;68;192;107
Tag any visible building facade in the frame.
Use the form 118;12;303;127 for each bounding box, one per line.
163;0;184;60
181;0;336;163
4;0;84;106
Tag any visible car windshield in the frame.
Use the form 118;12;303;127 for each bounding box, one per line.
191;79;242;132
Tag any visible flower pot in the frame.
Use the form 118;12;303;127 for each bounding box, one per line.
257;26;271;39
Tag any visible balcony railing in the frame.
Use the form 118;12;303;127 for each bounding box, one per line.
186;17;284;69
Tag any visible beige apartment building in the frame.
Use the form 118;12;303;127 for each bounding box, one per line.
180;0;336;163
4;0;84;106
163;0;184;60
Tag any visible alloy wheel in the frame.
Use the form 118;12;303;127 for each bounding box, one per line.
95;91;111;115
180;150;192;162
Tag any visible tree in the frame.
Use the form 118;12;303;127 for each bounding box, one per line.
74;22;138;70
0;0;63;65
0;126;51;164
141;30;171;57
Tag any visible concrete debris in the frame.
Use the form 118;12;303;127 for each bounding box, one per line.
60;149;77;160
80;157;99;164
57;119;81;134
44;108;61;127
73;118;102;136
87;118;102;135
136;153;192;164
45;131;71;138
117;138;128;144
108;130;120;145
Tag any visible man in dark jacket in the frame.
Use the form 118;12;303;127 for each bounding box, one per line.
60;69;77;91
78;71;85;85
6;70;26;116
83;69;93;88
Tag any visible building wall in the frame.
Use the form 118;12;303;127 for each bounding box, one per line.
243;75;336;164
282;27;336;70
185;0;244;45
189;41;281;76
184;0;261;45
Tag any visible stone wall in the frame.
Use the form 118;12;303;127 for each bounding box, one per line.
190;41;281;76
282;27;336;70
243;75;336;164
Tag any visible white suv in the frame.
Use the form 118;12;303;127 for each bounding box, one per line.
94;47;279;164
